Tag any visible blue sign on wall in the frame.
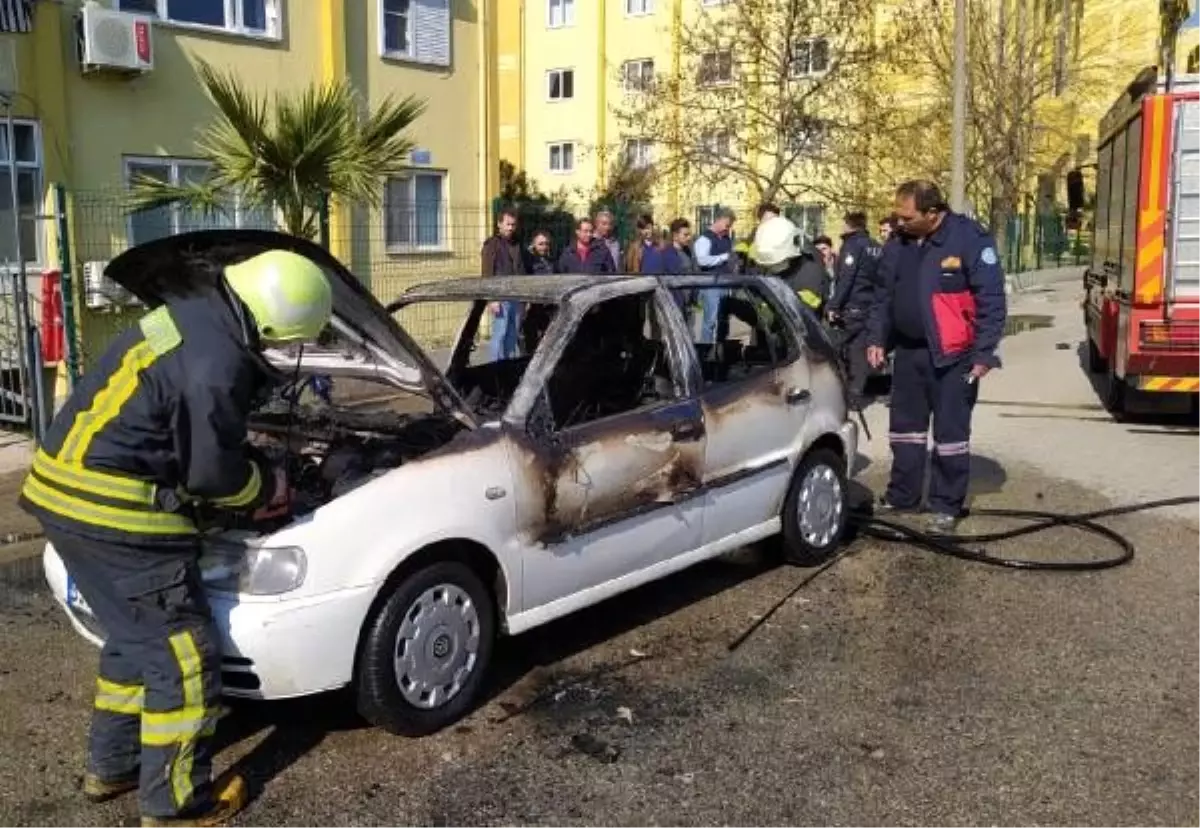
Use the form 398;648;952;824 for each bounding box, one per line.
411;149;432;165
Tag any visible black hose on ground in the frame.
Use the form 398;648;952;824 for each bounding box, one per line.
728;494;1200;652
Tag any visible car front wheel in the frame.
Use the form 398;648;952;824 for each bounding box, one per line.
781;447;848;567
356;560;496;736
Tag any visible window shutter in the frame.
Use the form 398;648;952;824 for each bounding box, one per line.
414;0;452;67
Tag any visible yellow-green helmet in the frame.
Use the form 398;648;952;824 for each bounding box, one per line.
223;250;333;343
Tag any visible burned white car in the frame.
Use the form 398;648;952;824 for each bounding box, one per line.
44;230;859;735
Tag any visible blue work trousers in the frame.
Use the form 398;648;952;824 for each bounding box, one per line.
885;344;979;516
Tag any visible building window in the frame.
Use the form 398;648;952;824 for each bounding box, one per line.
622;58;655;92
698;50;733;86
384;171;448;252
124;157;275;248
786;119;828;155
379;0;451;66
548;141;576;173
625;0;653;16
790;37;830;77
547;0;575;28
118;0;278;37
625;138;654;169
785;203;826;242
0;120;42;268
698;131;730;158
547;68;575;101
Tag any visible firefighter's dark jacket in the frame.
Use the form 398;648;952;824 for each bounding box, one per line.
828;229;882;313
20;288;278;546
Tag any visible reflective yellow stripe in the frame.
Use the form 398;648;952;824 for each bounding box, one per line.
95;677;144;715
166;631;205;809
210;461;262;509
59;341;156;465
59;307;181;466
21;474;196;535
798;289;822;309
141;707;218;747
33;450;156;505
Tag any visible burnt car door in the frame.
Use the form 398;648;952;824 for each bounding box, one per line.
509;287;707;610
687;280;813;545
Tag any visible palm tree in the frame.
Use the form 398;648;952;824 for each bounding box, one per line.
126;58;426;239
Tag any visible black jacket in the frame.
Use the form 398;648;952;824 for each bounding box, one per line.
558;241;615;274
784;246;832;303
481;235;525;276
21;288;279;546
829;229;883;313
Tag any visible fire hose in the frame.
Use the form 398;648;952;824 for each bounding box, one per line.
728;493;1200;651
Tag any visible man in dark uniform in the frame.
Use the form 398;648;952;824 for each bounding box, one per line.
867;180;1007;532
826;211;883;407
20;249;333;826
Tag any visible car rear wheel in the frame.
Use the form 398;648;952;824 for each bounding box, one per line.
356;560;495;736
781;447;848;567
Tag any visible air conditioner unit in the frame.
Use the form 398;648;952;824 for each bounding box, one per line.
83;261;141;309
77;2;154;77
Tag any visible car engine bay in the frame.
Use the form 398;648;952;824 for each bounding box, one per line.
200;375;465;534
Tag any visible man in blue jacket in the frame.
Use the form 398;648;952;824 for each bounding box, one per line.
867;180;1007;532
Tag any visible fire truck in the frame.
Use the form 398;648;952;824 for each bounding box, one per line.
1083;67;1199;416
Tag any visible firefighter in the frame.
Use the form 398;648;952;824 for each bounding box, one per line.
826;211;883;408
867;180;1007;533
19;249;334;826
751;215;829;313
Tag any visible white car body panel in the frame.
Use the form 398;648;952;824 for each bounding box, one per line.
44;255;861;704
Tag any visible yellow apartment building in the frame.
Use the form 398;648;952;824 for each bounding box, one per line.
2;0;498;368
497;0;1187;238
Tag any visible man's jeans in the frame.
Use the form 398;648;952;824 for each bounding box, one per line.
697;288;728;345
489;301;522;361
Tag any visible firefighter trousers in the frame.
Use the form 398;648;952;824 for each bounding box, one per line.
885;343;979;516
47;526;224;819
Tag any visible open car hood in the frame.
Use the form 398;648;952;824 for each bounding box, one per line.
104;229;477;427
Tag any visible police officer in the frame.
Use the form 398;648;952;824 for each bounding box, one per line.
826;211;883;407
867;180;1007;533
20;249;333;826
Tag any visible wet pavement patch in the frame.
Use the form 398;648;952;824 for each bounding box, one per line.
1004;314;1054;336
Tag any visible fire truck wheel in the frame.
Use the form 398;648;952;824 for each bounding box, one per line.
1103;369;1127;419
1086;338;1108;374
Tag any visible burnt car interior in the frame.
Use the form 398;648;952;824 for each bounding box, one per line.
443;301;560;419
689;285;796;386
539;292;678;431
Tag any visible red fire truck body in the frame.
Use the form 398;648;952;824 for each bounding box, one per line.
1084;69;1199;415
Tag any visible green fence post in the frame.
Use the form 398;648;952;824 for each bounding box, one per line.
54;184;80;386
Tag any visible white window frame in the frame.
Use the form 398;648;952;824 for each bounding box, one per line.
622;58;655;92
379;0;415;59
122;156;273;247
547;0;576;28
383;169;450;254
700;0;731;7
546;67;575;102
548;141;576;174
699;50;734;86
624;138;654;169
117;0;281;40
625;0;653;17
789;36;831;78
0;119;44;270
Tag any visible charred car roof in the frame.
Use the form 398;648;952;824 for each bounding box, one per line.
389;273;775;311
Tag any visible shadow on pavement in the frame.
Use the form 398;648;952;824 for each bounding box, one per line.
1074;341;1200;427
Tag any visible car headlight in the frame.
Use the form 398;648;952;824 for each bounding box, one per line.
199;544;307;596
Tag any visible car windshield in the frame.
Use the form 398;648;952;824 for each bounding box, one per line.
392;297;562;420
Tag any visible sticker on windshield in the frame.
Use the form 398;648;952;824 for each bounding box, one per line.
980;246;998;266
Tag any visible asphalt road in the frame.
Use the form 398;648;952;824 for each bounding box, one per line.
0;284;1196;826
